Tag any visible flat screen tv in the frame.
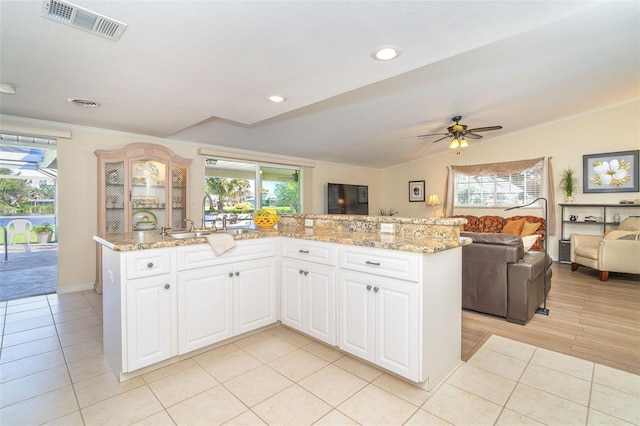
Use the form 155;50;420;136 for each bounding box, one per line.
328;183;368;215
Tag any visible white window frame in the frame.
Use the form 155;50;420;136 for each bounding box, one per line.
454;162;543;208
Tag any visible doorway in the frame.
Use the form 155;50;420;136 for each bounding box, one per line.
0;134;58;301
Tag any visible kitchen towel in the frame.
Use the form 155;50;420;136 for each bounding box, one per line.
206;233;236;256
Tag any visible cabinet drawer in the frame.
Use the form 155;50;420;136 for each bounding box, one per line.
339;246;421;282
176;238;277;271
280;238;337;266
125;249;172;280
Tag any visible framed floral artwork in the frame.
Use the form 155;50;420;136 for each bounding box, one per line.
583;150;639;193
409;180;425;202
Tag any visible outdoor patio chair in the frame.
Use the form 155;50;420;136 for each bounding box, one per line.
7;219;33;245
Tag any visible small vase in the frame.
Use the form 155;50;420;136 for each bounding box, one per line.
565;195;574;203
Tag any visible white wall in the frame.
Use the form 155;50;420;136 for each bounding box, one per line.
307;162;382;214
381;100;640;259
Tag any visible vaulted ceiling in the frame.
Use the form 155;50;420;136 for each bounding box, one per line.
1;1;638;168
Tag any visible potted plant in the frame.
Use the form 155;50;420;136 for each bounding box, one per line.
32;223;54;244
559;167;578;203
379;207;398;216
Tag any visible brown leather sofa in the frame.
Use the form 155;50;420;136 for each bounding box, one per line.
461;232;552;325
451;214;546;251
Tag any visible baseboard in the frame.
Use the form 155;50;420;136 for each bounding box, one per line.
57;282;95;294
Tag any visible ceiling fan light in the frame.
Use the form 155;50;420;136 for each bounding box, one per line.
449;138;459;149
460;138;468;148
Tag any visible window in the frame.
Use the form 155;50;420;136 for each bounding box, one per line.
454;162;542;207
204;159;301;227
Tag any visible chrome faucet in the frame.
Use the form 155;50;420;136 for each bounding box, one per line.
184;219;195;232
222;215;228;231
202;194;215;230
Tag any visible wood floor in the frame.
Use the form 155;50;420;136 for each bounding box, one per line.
461;262;640;376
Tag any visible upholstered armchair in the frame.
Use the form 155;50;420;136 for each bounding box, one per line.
570;217;640;281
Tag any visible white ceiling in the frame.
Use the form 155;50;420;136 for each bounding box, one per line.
1;1;638;168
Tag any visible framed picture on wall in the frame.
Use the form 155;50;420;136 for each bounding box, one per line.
409;180;425;202
583;150;639;193
357;186;368;204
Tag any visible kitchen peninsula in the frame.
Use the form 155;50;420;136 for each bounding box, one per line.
94;214;468;390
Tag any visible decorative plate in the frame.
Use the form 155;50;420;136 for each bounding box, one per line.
133;210;158;231
134;162;159;184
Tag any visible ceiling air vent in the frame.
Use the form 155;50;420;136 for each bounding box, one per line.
42;0;127;41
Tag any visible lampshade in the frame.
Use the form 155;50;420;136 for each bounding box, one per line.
427;194;440;206
460;138;468;148
449;138;459;149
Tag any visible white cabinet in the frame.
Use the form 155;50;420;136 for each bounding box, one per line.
101;235;461;388
102;247;177;375
281;259;336;345
280;239;337;345
233;259;278;335
176;241;277;352
177;266;233;355
126;274;176;371
338;270;419;380
103;239;278;380
337;244;461;388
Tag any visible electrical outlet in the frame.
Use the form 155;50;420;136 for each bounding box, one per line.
380;223;393;233
305;219;314;227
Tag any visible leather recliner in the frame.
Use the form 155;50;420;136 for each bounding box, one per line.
461;232;552;325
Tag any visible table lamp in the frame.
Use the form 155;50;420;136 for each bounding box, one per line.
427;194;440;217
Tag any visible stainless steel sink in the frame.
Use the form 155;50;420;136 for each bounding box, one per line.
167;231;214;239
221;228;261;235
167;229;260;239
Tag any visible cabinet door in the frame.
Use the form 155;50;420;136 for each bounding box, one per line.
281;260;305;332
234;259;277;335
374;278;419;381
131;159;168;230
103;161;126;233
125;275;175;372
306;263;336;346
338;271;374;362
177;266;233;354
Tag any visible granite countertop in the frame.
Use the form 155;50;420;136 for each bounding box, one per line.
94;220;471;254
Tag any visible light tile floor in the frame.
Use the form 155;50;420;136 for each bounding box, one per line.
1;291;639;425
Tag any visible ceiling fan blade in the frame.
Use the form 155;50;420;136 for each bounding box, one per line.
417;132;449;138
467;125;502;132
464;133;483;139
431;135;450;144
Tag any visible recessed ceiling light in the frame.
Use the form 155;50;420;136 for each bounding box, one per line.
267;94;287;103
373;46;400;61
0;83;16;94
68;98;100;108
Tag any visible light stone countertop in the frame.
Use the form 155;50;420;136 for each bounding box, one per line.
94;214;471;254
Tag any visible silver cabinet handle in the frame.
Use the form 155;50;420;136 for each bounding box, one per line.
235;272;240;276
365;261;380;266
229;272;234;277
164;284;170;289
366;285;372;291
304;271;308;276
374;287;379;292
299;269;304;274
147;262;154;268
299;249;310;254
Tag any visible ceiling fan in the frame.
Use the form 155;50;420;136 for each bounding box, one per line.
418;116;502;149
